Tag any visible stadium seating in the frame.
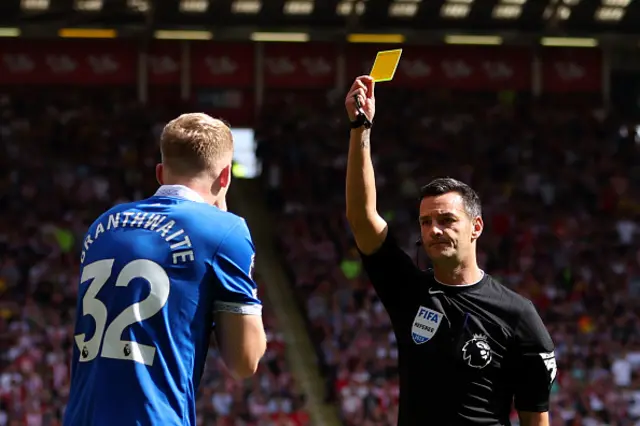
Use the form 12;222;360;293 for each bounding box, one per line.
3;85;640;425
0;91;308;426
261;89;640;425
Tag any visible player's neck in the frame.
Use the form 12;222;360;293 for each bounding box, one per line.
160;181;225;210
433;261;483;286
215;198;228;211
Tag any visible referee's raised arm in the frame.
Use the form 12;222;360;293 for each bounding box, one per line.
344;76;388;255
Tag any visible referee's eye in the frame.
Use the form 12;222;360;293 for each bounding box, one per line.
420;218;454;227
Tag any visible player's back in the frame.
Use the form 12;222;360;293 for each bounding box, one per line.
64;186;259;426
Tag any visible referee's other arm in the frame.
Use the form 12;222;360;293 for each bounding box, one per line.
344;75;388;254
514;302;556;426
518;412;548;426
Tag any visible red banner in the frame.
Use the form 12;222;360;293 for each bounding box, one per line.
191;42;254;88
194;89;254;126
263;43;336;88
0;40;136;85
540;48;602;92
0;40;605;95
147;41;181;85
347;45;532;91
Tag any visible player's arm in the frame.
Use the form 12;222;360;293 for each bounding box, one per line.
215;312;265;379
513;301;556;424
344;75;388;255
212;220;266;379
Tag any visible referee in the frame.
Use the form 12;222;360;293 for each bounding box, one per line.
344;75;556;426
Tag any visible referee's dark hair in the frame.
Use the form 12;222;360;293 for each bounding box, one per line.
419;177;482;218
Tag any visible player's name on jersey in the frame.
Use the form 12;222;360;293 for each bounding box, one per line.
80;211;194;266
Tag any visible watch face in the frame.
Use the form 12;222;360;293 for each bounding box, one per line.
351;115;372;129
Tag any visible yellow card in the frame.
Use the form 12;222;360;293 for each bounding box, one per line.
370;49;403;82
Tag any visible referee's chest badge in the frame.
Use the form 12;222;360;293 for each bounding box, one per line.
462;334;493;369
411;306;443;344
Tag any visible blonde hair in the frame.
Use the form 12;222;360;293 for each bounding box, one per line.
160;113;233;177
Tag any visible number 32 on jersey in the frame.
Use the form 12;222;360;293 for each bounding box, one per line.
74;259;170;366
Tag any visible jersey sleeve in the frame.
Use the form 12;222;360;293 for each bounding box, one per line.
512;301;556;412
358;229;421;314
211;219;262;316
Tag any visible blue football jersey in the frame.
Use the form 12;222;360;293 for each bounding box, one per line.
63;185;262;426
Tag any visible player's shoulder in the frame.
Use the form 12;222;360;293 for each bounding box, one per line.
88;200;139;230
90;196;249;243
185;202;249;241
151;197;251;245
136;191;245;229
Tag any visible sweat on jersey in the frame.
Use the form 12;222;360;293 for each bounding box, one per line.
359;231;556;426
63;185;262;426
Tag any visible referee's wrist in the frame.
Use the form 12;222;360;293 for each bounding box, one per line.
350;127;371;135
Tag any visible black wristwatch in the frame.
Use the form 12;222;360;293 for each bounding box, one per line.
350;94;372;129
350;113;372;129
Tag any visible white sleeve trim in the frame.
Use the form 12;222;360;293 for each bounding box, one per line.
214;301;262;316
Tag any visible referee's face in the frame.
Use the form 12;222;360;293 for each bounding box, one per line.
418;192;480;262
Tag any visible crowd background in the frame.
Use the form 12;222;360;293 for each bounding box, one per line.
1;82;640;426
260;88;640;426
0;90;308;426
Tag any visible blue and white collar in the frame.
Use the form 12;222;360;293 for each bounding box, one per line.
154;185;206;203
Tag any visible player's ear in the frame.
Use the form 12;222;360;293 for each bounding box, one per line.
471;216;483;241
219;164;231;189
155;164;164;185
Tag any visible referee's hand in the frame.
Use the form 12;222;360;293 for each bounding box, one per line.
345;75;376;123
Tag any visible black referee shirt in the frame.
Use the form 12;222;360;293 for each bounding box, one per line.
359;231;556;426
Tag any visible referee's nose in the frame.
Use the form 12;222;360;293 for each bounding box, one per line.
432;221;445;234
424;223;444;242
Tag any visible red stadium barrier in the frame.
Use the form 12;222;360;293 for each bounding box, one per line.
147;41;182;86
0;40;604;93
540;47;603;93
191;41;255;88
346;45;533;91
263;42;337;88
0;39;137;85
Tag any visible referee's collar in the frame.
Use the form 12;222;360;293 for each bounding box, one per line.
154;185;206;203
430;270;488;294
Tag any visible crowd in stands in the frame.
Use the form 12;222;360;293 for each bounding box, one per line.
260;88;640;426
0;91;308;426
2;83;640;426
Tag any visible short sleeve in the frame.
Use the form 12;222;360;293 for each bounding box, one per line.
358;230;421;314
211;219;262;316
513;301;556;412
